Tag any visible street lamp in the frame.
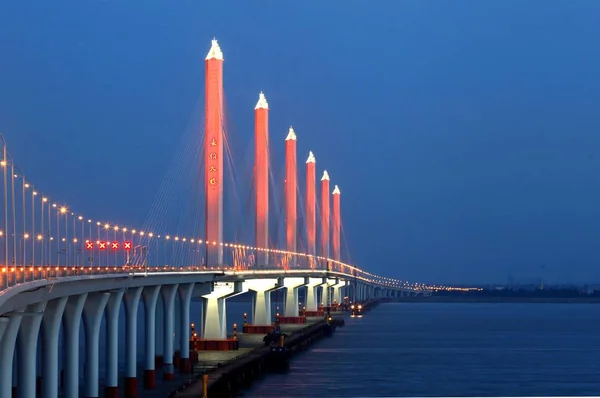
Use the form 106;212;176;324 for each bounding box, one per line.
0;134;8;283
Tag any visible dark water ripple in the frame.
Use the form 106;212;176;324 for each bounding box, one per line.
240;302;600;397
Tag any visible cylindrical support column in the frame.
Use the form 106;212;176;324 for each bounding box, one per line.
142;285;161;389
63;294;88;398
123;287;142;398
305;284;319;311
306;152;316;267
285;127;297;266
254;91;270;266
332;185;341;262
104;290;124;398
161;284;178;380
252;289;272;325
320;171;330;262
155;296;164;367
205;39;224;266
178;283;194;373
17;303;45;398
0;317;8;343
83;292;110;398
41;297;68;398
0;314;22;398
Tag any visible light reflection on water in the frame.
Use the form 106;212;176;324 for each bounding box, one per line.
240;302;600;397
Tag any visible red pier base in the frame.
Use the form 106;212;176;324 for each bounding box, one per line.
191;338;239;351
242;324;275;334
179;357;191;373
143;369;156;389
154;355;164;367
304;310;324;317
163;371;175;381
36;376;42;396
277;316;307;324
104;386;119;398
11;386;16;398
124;377;137;398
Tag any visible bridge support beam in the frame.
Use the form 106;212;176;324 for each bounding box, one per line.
161;284;179;380
246;279;279;325
283;277;307;317
17;303;45;398
41;297;67;398
142;285;161;390
63;294;87;398
105;290;124;398
124;286;142;398
305;277;325;311
83;292;110;398
0;312;22;398
178;283;195;373
202;281;247;339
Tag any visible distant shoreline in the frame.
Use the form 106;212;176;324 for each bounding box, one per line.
391;296;600;304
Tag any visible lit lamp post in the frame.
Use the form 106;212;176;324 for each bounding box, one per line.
31;189;37;267
0;134;8;281
20;233;29;282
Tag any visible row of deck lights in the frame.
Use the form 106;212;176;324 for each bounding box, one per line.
0;142;442;291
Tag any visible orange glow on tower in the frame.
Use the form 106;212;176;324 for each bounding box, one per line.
205;39;224;266
255;92;269;266
285;127;297;262
332;185;341;262
306;152;316;266
320;170;330;261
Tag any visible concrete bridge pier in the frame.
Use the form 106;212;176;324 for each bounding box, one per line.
123;287;143;397
202;281;246;339
330;279;346;304
161;284;178;380
0;312;22;398
82;292;110;398
142;285;161;390
155;295;164;369
0;317;8;343
282;277;307;317
305;277;325;311
104;290;124;398
63;294;87;398
17;303;45;398
246;279;279;325
41;297;67;398
178;283;195;373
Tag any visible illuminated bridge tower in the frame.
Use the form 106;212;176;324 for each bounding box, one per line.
255;92;269;266
306;151;316;267
205;39;224;266
332;185;341;262
285;127;297;265
320;170;330;262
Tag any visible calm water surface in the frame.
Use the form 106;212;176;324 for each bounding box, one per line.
241;303;600;397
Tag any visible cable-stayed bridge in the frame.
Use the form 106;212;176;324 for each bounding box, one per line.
0;39;439;398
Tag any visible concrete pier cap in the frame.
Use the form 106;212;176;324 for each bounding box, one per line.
282;277;308;317
202;282;247;339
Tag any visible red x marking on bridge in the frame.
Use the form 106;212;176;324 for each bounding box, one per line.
85;241;94;250
124;241;132;250
98;241;107;250
111;242;119;250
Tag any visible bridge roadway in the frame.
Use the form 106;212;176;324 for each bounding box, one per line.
0;265;420;398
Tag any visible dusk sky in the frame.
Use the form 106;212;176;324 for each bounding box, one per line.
1;1;600;285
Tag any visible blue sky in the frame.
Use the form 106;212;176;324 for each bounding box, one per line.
1;1;600;284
